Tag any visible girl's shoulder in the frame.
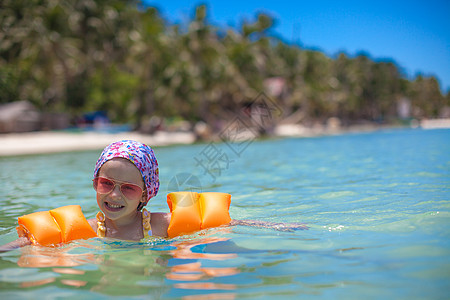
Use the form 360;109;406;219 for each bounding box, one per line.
150;212;171;237
150;211;171;220
87;218;98;232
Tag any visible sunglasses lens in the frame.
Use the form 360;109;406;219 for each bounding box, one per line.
121;184;143;200
94;177;143;200
94;177;115;194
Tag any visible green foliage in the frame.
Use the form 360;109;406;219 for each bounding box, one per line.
0;1;447;129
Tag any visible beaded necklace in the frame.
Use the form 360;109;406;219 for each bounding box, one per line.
96;208;152;239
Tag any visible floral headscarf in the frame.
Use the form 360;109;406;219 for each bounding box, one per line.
94;140;160;207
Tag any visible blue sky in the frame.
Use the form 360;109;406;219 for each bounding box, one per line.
143;0;450;93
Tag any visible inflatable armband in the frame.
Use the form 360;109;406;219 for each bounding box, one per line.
17;205;97;246
167;192;231;238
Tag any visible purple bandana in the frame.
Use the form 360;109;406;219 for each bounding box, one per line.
94;140;160;206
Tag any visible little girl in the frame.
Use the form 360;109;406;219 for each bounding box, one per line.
89;139;169;239
1;140;306;251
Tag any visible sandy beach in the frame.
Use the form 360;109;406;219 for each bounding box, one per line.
0;130;196;156
0;123;367;157
2;119;446;157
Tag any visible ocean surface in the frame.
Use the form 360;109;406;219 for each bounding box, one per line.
0;128;449;299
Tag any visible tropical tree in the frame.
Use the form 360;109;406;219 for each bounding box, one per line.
408;75;446;118
1;1;447;131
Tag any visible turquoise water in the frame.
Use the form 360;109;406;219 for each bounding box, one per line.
0;128;449;299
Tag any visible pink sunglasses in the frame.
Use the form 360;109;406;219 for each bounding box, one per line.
93;177;144;200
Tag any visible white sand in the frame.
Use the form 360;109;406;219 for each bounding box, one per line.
1;120;430;157
420;118;450;129
0;131;196;156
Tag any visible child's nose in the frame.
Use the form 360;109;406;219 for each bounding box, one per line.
110;185;122;197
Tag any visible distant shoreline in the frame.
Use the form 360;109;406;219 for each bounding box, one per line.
0;130;196;157
1;119;448;157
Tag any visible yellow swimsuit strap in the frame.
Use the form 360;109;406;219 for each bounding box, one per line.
96;211;106;237
96;210;152;239
142;208;152;238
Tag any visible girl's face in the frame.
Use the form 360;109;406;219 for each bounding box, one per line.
96;158;145;222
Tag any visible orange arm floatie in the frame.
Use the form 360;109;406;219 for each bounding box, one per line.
167;192;231;238
17;205;97;246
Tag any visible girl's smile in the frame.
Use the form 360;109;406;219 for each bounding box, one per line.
104;201;125;211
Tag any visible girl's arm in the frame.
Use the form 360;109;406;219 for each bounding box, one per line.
0;237;31;252
230;219;308;232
